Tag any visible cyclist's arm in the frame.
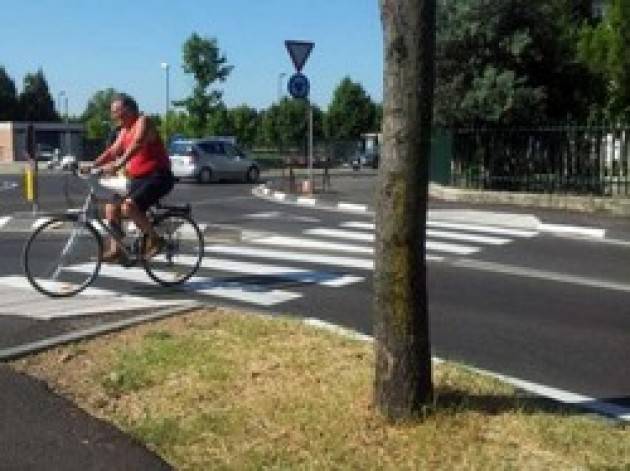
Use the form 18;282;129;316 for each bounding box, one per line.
94;131;124;167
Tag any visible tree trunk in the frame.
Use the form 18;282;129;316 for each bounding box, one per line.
374;0;436;420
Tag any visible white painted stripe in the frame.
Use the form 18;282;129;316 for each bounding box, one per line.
273;192;286;200
538;223;606;239
0;275;117;297
67;264;302;306
0;216;10;229
302;319;630;422
32;218;52;230
262;187;270;195
426;229;510;245
137;253;364;288
427;220;537;238
337;202;368;212
453;258;630;293
251;235;374;254
206;245;375;270
426;240;479;255
296;197;317;206
305;228;374;242
341;221;375;231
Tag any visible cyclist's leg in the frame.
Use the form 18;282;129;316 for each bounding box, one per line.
103;201;123;260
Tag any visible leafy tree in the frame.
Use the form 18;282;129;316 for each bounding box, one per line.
161;110;194;141
229;105;259;147
206;104;235;137
326;77;377;139
19;69;59;122
258;98;323;148
0;67;19;121
81;88;119;139
176;33;233;136
435;0;603;126
579;0;630;121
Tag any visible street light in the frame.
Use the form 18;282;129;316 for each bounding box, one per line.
277;72;287;103
58;90;69;154
160;62;170;142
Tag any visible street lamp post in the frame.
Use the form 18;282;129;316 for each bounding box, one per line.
277;72;287;103
58;91;69;154
160;62;170;141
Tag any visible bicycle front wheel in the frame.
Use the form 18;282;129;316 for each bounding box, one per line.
23;216;102;297
143;213;204;286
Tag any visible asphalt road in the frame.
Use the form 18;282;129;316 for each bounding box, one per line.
1;171;629;415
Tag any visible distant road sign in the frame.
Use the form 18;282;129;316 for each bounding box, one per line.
288;73;310;99
285;40;314;72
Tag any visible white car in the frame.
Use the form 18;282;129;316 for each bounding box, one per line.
169;138;260;184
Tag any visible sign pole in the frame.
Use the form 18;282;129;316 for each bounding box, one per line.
308;102;313;193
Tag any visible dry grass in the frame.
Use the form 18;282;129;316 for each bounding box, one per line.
11;308;630;470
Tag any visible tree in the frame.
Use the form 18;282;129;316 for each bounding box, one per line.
81;88;119;139
0;67;19;121
258;98;323;149
176;33;233;136
579;0;630;121
375;0;435;420
206;104;235;137
435;0;603;126
19;69;59;122
229;105;259;147
326;77;377;139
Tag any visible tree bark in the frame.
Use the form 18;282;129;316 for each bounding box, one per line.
374;0;436;420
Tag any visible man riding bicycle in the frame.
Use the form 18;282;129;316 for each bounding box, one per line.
91;93;174;262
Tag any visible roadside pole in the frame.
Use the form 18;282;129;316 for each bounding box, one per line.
24;123;39;214
308;101;314;191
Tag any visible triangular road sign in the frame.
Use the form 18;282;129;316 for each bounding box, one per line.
285;40;314;73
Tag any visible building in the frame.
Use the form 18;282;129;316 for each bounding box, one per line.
0;121;84;163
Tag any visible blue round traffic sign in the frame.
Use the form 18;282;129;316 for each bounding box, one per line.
288;73;310;99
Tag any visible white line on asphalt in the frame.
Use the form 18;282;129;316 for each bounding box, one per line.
305;228;374;242
538;223;606;239
32;218;52;230
273;192;286;200
205;244;444;268
250;235;374;254
340;221;375;231
304;318;630;422
426;229;510;245
296;197;317;206
206;245;375;269
427;220;538;238
337;202;368;212
0;216;10;229
0;275;120;297
453;258;630;293
426;240;479;255
66;264;302;306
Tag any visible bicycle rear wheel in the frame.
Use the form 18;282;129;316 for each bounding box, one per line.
23;216;102;297
143;213;204;286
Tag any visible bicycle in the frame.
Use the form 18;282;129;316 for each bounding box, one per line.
22;167;204;297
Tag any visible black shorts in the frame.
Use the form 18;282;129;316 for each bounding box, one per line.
127;171;174;212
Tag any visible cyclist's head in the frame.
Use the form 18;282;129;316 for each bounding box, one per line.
111;93;139;126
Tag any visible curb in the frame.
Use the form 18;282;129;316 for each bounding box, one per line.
303;318;630;423
0;303;200;361
253;184;372;215
252;184;609;240
429;183;630;217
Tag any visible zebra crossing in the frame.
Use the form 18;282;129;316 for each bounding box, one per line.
0;217;537;317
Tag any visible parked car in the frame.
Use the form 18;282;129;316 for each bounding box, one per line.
169;138;260;184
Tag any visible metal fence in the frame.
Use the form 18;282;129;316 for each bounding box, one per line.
450;126;630;196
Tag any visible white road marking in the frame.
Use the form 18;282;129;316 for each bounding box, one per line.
337;202;368;212
427;220;538;238
426;240;479;255
250;235;374;255
66;264;302;307
305;228;374;242
426;229;510;245
453;258;630;293
0;216;10;229
32;218;52;230
340;221;374;231
296;197;317;206
0;275;121;297
538;223;606;239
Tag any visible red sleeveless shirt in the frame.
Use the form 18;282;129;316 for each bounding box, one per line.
120;117;170;178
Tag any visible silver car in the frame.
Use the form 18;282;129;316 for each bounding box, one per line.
169;138;260;184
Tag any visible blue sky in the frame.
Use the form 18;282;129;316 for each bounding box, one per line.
0;0;383;116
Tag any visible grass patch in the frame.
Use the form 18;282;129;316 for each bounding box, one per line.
11;308;630;470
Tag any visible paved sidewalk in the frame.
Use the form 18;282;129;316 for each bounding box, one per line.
0;364;172;470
